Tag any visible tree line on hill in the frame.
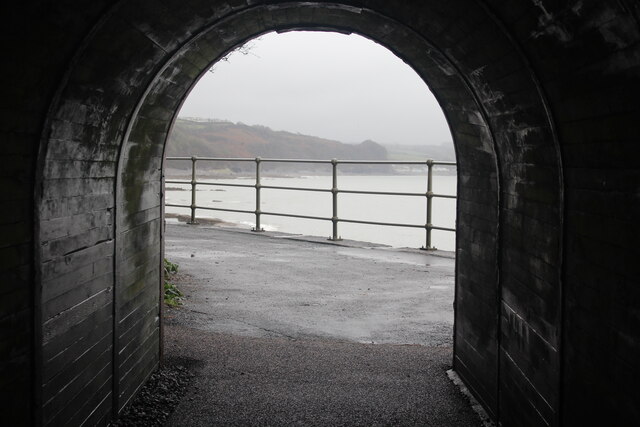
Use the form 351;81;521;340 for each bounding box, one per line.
165;118;455;176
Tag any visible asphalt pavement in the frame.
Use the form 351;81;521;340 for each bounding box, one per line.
163;223;482;426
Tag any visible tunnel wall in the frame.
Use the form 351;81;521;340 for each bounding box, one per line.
0;1;638;426
0;3;118;424
120;1;507;420
501;2;640;422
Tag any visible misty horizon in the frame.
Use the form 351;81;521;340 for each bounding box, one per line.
178;31;453;147
176;116;453;147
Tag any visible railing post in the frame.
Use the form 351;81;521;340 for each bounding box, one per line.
188;156;198;224
252;157;264;232
329;158;341;241
422;159;434;250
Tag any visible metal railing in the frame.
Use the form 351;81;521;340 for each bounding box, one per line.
165;157;456;250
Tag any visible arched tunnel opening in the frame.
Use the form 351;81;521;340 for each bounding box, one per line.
35;2;554;424
34;4;526;420
156;30;462;424
164;29;458;251
3;1;639;426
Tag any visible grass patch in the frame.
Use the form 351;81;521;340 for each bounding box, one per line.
164;258;183;307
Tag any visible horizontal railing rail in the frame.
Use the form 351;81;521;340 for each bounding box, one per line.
165;156;456;249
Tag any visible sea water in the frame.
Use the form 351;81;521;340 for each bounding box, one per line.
165;174;457;251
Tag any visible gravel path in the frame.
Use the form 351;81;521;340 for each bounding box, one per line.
109;358;196;426
111;225;481;425
164;324;481;426
111;325;482;426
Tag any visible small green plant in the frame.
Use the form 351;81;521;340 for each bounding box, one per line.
163;258;183;307
164;281;183;307
164;258;179;274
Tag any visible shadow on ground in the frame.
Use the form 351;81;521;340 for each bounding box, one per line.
165;325;481;426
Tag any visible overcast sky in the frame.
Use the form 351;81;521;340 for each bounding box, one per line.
178;31;452;146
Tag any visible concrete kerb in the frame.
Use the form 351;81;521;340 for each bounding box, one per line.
168;219;456;257
447;369;496;427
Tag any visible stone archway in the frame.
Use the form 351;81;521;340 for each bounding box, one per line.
35;1;563;425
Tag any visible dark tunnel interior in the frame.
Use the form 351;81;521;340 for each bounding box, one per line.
1;1;639;425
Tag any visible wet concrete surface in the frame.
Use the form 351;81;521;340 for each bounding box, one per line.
164;223;456;346
164;224;481;426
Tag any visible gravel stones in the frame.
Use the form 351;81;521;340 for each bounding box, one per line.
110;358;197;426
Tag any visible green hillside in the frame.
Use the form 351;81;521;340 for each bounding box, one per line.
166;119;390;174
